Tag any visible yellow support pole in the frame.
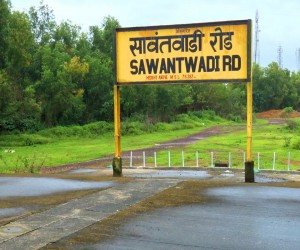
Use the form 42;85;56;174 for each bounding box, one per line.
114;85;121;157
246;81;252;162
245;81;254;182
113;85;122;176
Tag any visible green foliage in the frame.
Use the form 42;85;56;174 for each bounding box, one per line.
13;154;46;173
0;134;52;146
280;107;295;118
121;111;223;135
38;121;113;138
292;139;300;150
283;107;294;113
0;0;11;68
253;63;300;112
28;0;56;44
6;10;34;74
283;136;292;147
286;120;299;130
1;0;300;134
0;71;41;133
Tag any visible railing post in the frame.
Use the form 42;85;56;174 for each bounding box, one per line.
168;151;171;168
228;152;231;168
130;151;133;168
273;152;276;171
196;151;199;168
143;151;146;168
211;152;214;168
182;151;185;168
154;151;157;168
288;152;291;171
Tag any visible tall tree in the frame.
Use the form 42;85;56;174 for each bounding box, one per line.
6;11;34;78
0;0;11;68
101;16;120;57
53;21;81;51
28;0;56;45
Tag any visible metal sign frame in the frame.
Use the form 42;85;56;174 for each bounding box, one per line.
113;19;254;182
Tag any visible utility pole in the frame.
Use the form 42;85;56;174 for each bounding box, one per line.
296;48;300;71
254;10;260;64
278;45;283;68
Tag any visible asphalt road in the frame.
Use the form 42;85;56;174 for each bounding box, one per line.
0;169;299;249
74;185;300;250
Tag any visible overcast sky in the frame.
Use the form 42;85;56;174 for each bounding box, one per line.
12;0;300;72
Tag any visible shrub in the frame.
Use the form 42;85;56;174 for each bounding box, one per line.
39;122;113;138
286;120;299;130
292;139;300;150
154;122;171;131
281;107;294;118
283;136;292;147
84;121;113;135
283;107;294;113
228;114;243;123
122;122;143;135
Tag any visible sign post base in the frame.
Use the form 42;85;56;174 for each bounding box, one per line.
112;157;122;177
245;161;254;183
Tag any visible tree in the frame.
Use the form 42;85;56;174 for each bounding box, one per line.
0;70;41;132
53;21;81;51
28;0;56;45
6;11;34;78
100;16;120;57
253;62;292;112
64;56;89;84
82;51;114;121
0;0;11;68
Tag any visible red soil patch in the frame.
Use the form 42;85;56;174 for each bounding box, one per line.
256;109;300;119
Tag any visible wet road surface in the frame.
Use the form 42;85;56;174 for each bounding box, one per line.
81;186;300;250
0;169;299;249
0;177;116;197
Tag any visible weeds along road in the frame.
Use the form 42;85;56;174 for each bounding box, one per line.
42;119;287;173
42;124;247;173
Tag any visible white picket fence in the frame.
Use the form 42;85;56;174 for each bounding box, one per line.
124;150;297;171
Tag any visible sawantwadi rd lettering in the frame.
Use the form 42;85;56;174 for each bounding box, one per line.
115;20;251;84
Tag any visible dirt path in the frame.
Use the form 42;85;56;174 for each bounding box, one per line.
41;119;288;173
42;124;245;173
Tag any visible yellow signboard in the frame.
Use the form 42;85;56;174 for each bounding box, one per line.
115;20;251;85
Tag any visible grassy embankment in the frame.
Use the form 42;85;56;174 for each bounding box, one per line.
0;112;229;173
146;119;300;171
1;112;300;173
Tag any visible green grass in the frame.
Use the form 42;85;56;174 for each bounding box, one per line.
2;114;299;173
0;113;229;173
143;122;300;171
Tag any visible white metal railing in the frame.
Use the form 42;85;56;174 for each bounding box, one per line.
125;150;298;172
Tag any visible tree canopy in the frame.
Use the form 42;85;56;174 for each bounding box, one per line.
1;0;300;133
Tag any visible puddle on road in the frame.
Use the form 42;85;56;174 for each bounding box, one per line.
220;173;235;177
125;170;211;179
63;168;287;183
65;168;99;174
205;186;300;201
0;177;116;197
0;207;26;218
255;174;286;183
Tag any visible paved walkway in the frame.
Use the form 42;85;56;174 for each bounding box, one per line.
0;179;180;250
